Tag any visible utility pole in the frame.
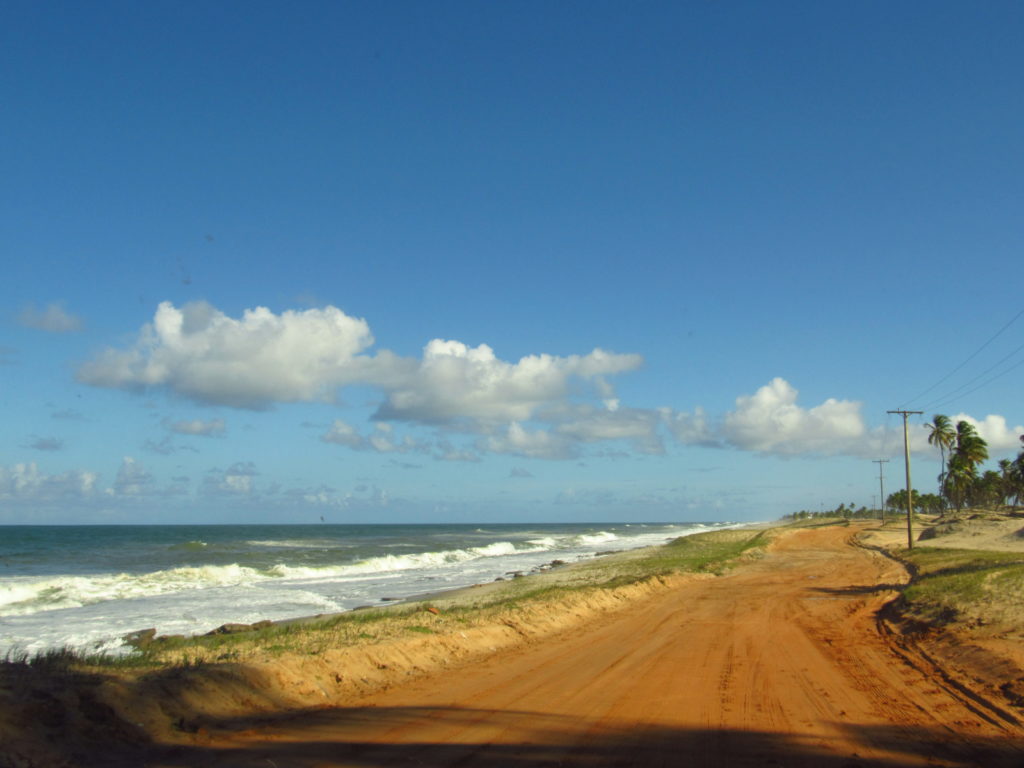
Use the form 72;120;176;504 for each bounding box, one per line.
888;410;923;549
873;458;889;524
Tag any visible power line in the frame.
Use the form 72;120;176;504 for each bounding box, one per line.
900;307;1024;410
921;340;1024;413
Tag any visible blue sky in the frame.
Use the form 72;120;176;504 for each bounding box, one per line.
2;1;1022;524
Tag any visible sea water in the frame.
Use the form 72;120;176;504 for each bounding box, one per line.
0;521;743;655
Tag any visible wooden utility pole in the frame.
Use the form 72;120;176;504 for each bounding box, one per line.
888;410;923;549
873;458;889;523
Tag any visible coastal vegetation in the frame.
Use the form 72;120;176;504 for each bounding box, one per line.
926;415;1024;511
783;504;891;522
2;528;770;672
894;545;1024;633
785;415;1024;521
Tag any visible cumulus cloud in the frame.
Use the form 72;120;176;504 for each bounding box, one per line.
83;303;1023;464
721;378;866;455
77;301;397;408
0;463;97;499
79;302;641;432
321;419;366;449
555;405;665;455
660;406;719;447
168;418;226;437
946;413;1024;455
18;302;82;333
484;422;578;460
374;339;642;426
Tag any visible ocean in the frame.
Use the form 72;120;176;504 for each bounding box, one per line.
0;521;744;656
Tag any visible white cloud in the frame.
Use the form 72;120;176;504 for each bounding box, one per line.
721;378;866;455
949;413;1024;454
83;303;1023;465
168;418;226;437
79;303;641;432
0;463;97;499
77;301;398;408
555;405;665;454
18;302;82;333
484;422;578;460
660;406;719;447
321;419;366;449
374;339;643;426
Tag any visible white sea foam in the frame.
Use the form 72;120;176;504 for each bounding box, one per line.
271;540;549;580
575;531;618;545
0;521;759;654
526;536;558;548
0;538;565;617
0;564;264;616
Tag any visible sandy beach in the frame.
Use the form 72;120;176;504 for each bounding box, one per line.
4;519;1024;767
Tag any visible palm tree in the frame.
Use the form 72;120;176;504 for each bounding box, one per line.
926;414;956;505
999;459;1014;506
955;420;989;470
944;421;989;512
944;454;973;512
976;470;1003;508
1010;436;1024;507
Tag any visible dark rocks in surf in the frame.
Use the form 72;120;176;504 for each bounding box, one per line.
122;628;157;649
205;620;274;636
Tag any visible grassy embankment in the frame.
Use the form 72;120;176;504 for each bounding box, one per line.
894;545;1024;633
5;527;771;674
844;510;1024;636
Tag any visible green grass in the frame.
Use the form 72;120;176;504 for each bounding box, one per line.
895;546;1024;628
650;529;770;574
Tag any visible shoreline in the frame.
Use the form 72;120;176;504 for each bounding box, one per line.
129;520;772;648
3;520;764;657
5;514;1024;767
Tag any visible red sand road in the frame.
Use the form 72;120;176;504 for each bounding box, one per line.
172;527;1024;767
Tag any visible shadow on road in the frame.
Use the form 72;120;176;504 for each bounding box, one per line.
141;703;1024;768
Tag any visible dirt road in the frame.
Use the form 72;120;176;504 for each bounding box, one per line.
171;526;1024;767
